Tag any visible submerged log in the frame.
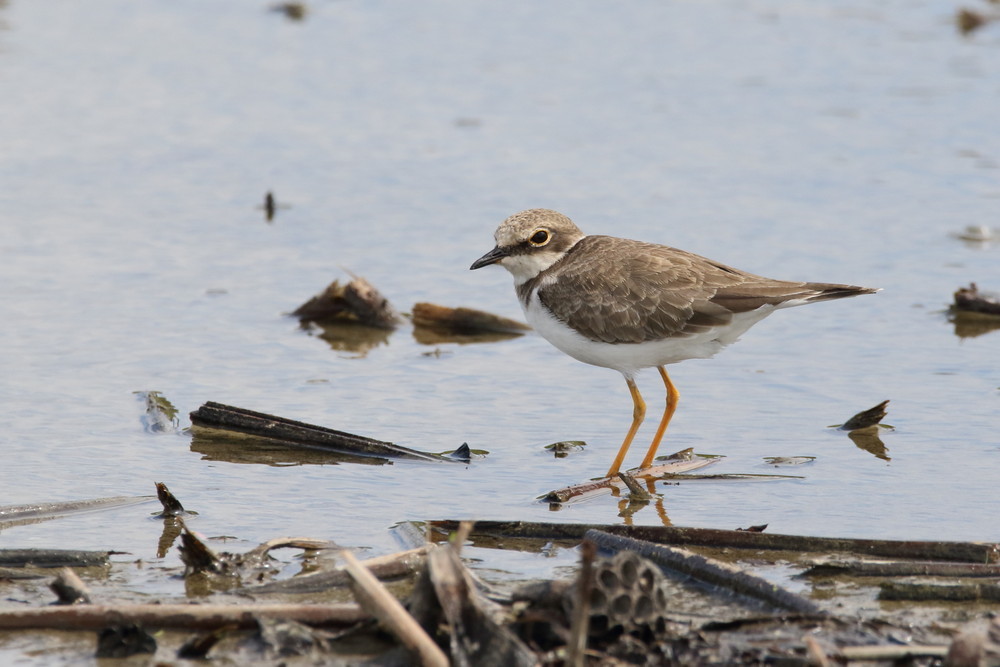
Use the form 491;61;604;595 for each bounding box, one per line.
189;402;458;465
429;520;1000;564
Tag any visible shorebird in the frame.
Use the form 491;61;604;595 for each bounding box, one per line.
471;208;877;477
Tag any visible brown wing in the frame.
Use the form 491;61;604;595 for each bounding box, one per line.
534;236;872;344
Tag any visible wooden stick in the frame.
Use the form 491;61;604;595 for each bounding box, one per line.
567;539;596;667
804;636;831;667
341;550;448;667
0;604;365;630
543;457;718;503
430;520;1000;564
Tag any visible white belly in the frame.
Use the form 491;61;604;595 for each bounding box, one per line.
522;292;775;379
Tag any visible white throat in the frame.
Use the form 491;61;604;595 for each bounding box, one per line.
499;249;566;286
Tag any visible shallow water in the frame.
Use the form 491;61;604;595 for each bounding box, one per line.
1;0;998;657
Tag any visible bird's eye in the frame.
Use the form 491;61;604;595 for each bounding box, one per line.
529;229;550;246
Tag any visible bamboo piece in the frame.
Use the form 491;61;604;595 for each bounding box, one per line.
567;539;596;667
585;529;823;614
189;402;456;464
430;520;1000;564
0;604;365;630
341;550;448;667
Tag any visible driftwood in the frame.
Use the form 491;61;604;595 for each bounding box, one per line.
431;520;1000;564
189;402;458;465
0;604;366;631
585;529;822;614
954;283;1000;315
243;546;430;595
341;549;448;667
0;549;111;569
411;302;530;335
293;275;401;330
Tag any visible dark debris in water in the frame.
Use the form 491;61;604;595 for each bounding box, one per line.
293;274;401;330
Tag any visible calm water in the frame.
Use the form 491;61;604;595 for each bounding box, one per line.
1;0;998;646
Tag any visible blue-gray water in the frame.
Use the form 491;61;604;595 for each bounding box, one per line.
1;0;998;644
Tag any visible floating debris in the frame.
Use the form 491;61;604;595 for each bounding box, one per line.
269;2;307;21
763;455;816;466
293;274;401;330
954;282;1000;317
957;7;999;35
952;224;996;243
544;440;586;458
837;399;890;431
189;401;458;465
541;451;720;504
134;390;179;434
153;482;192;518
411;302;530;335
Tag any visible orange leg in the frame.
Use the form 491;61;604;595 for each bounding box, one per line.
639;367;680;469
605;377;646;478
